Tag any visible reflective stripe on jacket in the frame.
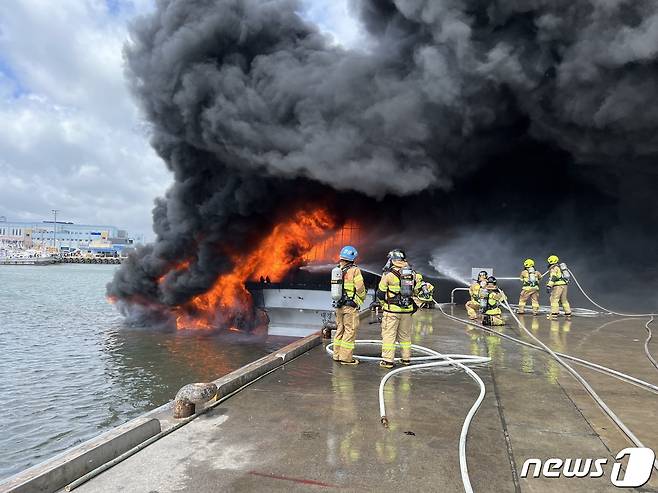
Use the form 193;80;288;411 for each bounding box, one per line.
520;269;541;290
485;290;504;315
547;266;567;287
378;269;414;313
343;266;366;306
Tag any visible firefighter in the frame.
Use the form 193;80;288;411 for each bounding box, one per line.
332;246;367;365
415;280;435;309
377;249;418;368
412;272;435;309
482;276;506;326
546;255;572;320
517;258;542;315
466;271;488;320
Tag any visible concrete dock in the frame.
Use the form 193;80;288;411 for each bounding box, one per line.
68;307;658;492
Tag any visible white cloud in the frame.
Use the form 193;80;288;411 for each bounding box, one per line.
0;0;168;239
300;0;368;49
0;0;366;240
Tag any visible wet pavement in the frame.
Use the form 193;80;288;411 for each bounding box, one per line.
74;307;658;492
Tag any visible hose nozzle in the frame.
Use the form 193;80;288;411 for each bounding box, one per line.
381;416;389;428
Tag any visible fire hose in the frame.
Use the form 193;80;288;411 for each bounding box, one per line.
325;341;489;493
440;264;658;471
438;299;658;476
645;317;658;371
340;266;658;491
437;304;658;394
567;269;658;371
450;266;658;372
569;269;658;318
498;295;658;471
343;268;495;493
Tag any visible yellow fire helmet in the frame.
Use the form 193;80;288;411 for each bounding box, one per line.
523;258;535;268
547;255;559;265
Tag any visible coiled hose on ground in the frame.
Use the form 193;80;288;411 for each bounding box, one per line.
325;340;489;493
335;266;658;491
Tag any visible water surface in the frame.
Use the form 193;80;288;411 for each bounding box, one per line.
0;264;294;479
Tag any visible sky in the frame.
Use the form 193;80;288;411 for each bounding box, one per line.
0;0;362;240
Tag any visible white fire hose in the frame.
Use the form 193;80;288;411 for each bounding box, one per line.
567;269;658;373
325;341;489;493
339;267;492;493
569;270;658;318
441;264;658;472
437;304;658;394
645;317;658;370
335;265;658;491
499;295;658;471
567;269;658;371
438;299;658;478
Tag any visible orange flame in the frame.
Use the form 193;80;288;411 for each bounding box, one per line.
171;207;349;330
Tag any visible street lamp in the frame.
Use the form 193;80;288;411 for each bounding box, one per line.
51;209;59;250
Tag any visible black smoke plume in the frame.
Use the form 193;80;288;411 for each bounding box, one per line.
108;0;658;320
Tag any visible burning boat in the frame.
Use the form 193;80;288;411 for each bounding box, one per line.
110;211;375;334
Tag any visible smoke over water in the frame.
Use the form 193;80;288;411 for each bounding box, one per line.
108;0;658;327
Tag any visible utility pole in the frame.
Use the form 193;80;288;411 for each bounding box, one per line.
51;209;59;250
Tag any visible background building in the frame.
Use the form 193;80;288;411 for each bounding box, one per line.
0;217;144;254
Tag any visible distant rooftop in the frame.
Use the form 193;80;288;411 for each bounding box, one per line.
0;217;119;230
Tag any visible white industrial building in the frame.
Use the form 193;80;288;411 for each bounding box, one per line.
0;216;143;253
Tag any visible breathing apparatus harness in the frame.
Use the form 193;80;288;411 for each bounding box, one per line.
477;283;489;311
378;265;417;310
484;289;501;310
522;266;539;288
331;262;360;308
480;276;503;325
547;262;571;293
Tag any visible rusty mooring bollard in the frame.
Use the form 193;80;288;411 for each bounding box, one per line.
173;382;218;419
173;399;196;419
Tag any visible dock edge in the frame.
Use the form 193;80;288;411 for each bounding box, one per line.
0;331;322;493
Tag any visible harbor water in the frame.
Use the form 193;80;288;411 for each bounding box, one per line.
0;264;295;480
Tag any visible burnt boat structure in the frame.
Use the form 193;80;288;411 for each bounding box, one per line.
246;267;382;337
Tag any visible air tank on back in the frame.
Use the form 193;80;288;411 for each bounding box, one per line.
331;266;343;301
528;266;536;284
399;267;415;299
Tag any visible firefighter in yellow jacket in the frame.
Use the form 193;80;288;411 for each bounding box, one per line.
413;272;435;309
466;270;488;320
333;246;366;365
377;249;417;369
415;281;435;309
546;255;572;320
517;259;542;315
482;276;506;326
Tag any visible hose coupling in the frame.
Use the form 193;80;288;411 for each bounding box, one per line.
381;416;389;428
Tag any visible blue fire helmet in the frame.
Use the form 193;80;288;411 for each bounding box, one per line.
339;245;358;262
